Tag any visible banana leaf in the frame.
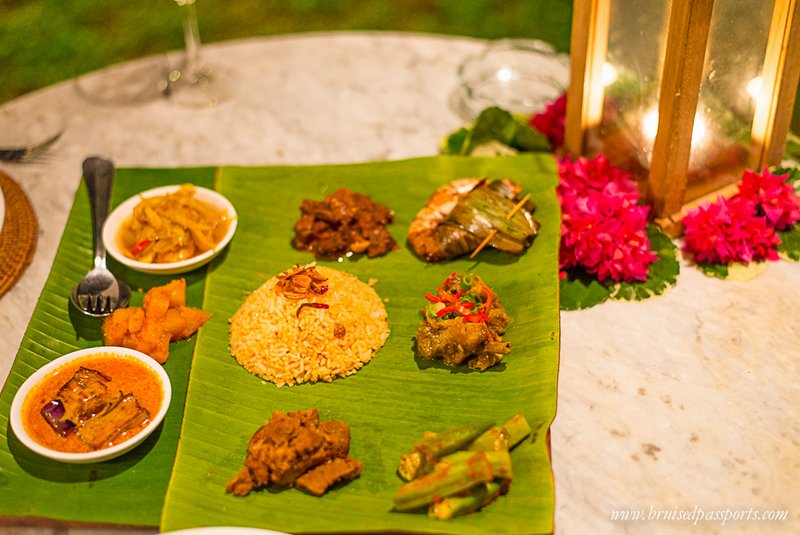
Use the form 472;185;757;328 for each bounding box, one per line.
0;167;216;526
161;155;560;534
0;155;560;534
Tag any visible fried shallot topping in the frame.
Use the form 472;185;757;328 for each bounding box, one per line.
275;264;329;300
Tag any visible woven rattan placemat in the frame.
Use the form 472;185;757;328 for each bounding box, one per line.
0;170;38;297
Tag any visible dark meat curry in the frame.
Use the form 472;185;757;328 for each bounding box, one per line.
293;188;397;259
226;408;362;497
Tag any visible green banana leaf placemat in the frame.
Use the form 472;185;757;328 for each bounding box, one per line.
0;155;560;532
161;154;561;534
0;167;216;526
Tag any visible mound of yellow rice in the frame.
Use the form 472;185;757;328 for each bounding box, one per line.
229;264;389;387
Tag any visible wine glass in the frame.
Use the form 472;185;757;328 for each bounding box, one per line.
165;0;233;107
74;55;170;106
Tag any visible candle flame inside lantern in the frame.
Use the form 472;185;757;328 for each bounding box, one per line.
746;76;763;100
642;107;707;147
602;62;618;87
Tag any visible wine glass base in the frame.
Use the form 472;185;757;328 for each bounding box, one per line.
74;55;170;106
165;63;234;108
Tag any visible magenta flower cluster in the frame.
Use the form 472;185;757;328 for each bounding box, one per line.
738;168;800;230
682;169;800;265
558;154;658;282
529;92;567;150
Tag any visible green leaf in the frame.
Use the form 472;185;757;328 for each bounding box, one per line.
440;106;551;157
696;261;769;280
152;155;561;534
1;157;560;533
510;116;551;152
783;132;800;162
0;167;217;526
698;262;730;279
771;164;800;187
771;164;800;261
558;270;612;310
461;107;551;155
612;226;680;302
464;107;519;154
777;226;800;261
442;126;470;155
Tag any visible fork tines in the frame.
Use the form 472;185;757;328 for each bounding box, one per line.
80;294;111;316
0;130;63;164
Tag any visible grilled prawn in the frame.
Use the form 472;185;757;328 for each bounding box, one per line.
408;178;539;262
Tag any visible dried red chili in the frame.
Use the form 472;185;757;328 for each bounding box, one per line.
296;302;330;317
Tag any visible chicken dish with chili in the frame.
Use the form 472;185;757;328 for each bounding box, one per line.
415;272;510;371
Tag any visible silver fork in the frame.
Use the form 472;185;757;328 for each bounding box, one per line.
0;130;63;163
70;157;131;317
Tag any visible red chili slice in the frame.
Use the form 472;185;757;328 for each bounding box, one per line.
463;313;490;323
480;288;494;315
437;287;462;303
436;304;461;318
425;291;446;303
129;239;151;255
312;285;329;295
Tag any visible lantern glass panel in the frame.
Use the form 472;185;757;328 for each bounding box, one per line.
596;0;672;181
687;0;774;200
596;0;776;200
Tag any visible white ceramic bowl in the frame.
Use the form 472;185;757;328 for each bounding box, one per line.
9;346;172;464
457;38;569;119
103;184;238;275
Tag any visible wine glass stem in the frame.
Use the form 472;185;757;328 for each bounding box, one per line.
179;0;202;81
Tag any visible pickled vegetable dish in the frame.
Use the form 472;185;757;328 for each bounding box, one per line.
118;184;230;263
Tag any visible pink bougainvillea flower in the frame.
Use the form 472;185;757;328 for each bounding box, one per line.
736;168;800;231
530;92;567;149
558;154;658;282
681;195;780;265
530;93;619;152
557;153;639;199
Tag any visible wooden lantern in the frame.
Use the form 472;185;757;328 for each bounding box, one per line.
565;0;800;230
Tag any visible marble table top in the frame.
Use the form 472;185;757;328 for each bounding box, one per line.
1;32;798;535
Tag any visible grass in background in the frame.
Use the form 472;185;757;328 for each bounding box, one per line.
2;0;797;133
0;0;573;104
